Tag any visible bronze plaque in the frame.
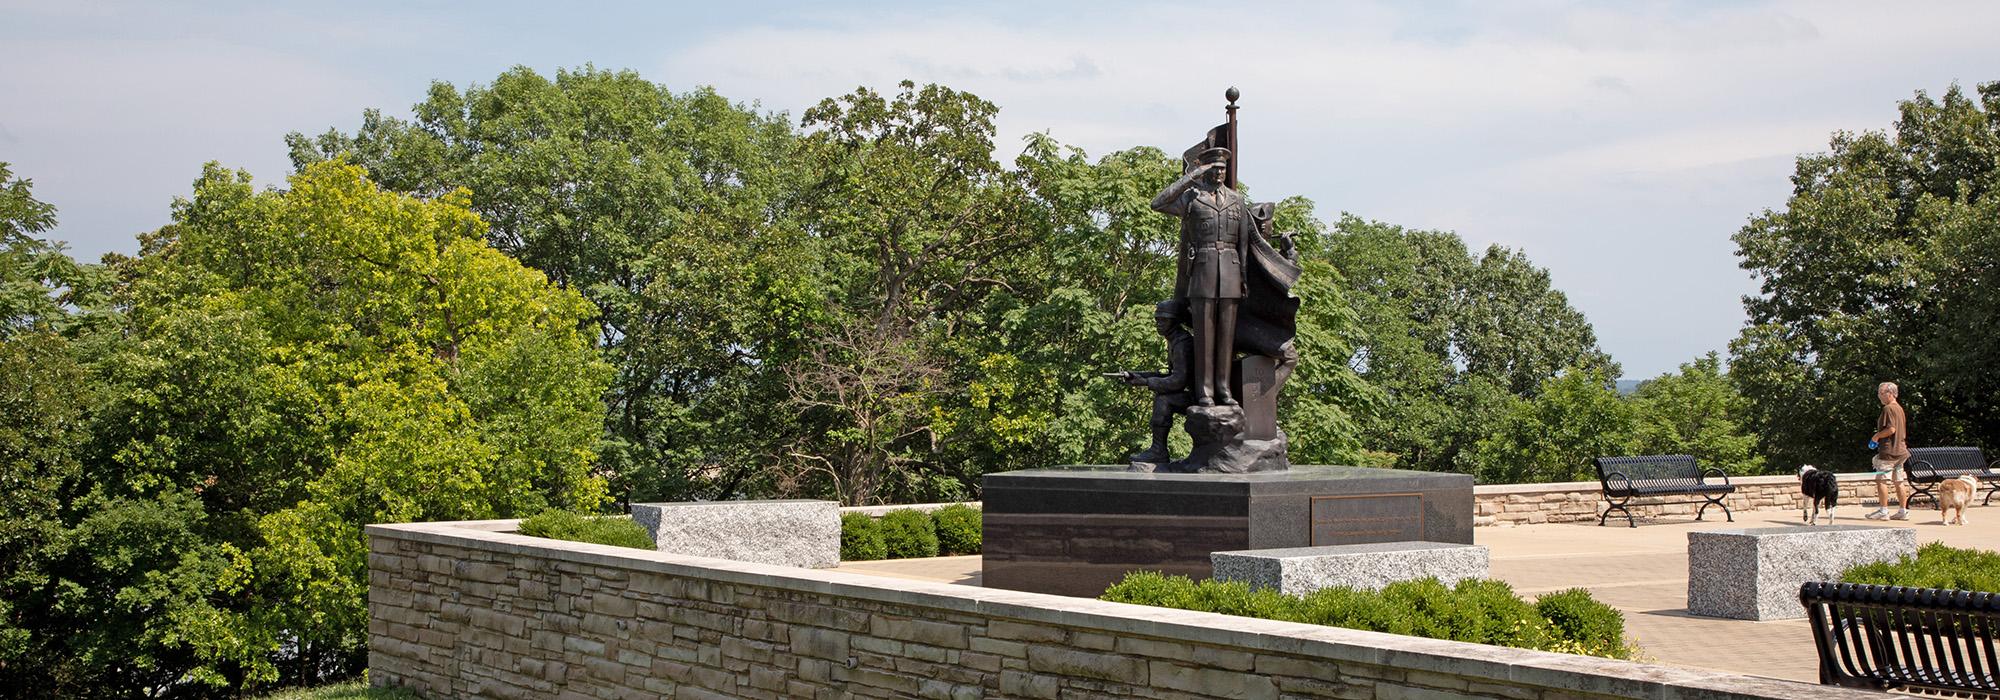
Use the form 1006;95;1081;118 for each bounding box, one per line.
1310;493;1423;545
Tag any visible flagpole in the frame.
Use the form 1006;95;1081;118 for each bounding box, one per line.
1225;86;1240;190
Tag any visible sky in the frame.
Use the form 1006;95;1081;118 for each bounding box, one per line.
2;0;1996;379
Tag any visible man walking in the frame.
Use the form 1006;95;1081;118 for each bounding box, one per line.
1865;381;1912;520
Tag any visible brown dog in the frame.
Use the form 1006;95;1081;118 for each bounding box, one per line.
1938;475;1978;525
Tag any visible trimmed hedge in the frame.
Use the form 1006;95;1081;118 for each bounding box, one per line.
1842;542;2000;593
516;510;654;550
932;504;982;555
840;512;887;561
880;509;940;559
1101;572;1635;659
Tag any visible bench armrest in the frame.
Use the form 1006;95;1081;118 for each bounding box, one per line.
1908;459;1941;481
1700;467;1731;486
1601;471;1633;494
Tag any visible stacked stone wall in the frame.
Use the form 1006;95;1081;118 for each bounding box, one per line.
368;522;1880;699
1476;473;1886;526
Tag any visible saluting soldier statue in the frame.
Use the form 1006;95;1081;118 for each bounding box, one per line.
1151;146;1251;407
1113;87;1300;473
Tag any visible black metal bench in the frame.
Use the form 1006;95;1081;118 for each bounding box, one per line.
1801;581;2000;696
1593;454;1735;527
1903;446;2000;508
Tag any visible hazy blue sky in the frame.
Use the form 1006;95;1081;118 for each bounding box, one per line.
3;0;1996;378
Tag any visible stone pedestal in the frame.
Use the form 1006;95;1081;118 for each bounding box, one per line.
1212;542;1489;595
631;499;840;569
1686;525;1915;620
982;466;1474;597
1235;355;1281;441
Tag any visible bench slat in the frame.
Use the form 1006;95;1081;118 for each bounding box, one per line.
1802;581;2000;695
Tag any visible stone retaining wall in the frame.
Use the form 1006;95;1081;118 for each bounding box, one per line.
1476;473;1888;526
836;473;1890;528
368;520;1886;699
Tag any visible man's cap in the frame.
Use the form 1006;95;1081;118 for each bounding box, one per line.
1154;299;1187;319
1196;147;1232;164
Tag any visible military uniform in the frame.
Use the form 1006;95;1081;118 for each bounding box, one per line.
1160;186;1251;301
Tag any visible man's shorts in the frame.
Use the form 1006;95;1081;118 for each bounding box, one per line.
1872;454;1908;477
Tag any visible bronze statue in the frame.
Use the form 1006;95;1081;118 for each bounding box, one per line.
1151;147;1248;406
1118;87;1302;473
1115;300;1195;464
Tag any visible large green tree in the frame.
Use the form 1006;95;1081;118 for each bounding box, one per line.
777;81;1036;503
4;161;611;696
1732;82;2000;468
1324;216;1615;473
290;66;809;504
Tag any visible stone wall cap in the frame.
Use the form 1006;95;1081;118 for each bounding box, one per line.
1693;525;1908;538
1214;541;1482;559
630;499;836;507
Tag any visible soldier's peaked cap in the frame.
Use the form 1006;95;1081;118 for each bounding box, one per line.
1153;299;1187;319
1196;147;1231;164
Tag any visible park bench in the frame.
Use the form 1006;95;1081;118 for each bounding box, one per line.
1593;454;1734;527
1903;446;2000;508
1800;581;2000;696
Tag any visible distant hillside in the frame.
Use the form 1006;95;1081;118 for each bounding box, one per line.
1615;379;1642;395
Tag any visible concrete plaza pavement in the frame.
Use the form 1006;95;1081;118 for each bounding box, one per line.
834;504;2000;684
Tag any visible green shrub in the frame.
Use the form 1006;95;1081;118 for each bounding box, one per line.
1535;588;1630;657
841;512;887;561
932;504;982;554
1842;542;2000;593
1102;572;1635;659
880;509;939;559
516;510;654;550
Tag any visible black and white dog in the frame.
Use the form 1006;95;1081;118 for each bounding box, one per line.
1799;464;1839;525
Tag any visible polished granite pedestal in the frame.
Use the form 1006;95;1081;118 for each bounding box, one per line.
981;465;1473;597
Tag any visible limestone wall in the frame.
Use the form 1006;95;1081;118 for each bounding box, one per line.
368;520;1882;699
839;473;1889;528
1476;473;1888;526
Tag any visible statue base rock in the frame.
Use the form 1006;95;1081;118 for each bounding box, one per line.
1130;404;1288;473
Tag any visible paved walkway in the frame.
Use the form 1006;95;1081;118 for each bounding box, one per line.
834;505;2000;684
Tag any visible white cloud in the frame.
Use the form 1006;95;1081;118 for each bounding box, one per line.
5;0;1994;378
658;1;1999;376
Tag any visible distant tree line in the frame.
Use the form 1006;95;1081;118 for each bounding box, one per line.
0;68;1991;695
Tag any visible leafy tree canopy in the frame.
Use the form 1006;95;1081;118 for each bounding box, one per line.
1732;82;2000;468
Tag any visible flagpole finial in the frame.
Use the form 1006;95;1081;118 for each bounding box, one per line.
1225;86;1240;106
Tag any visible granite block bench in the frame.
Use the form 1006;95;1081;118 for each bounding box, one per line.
1211;541;1489;595
1687;525;1915;620
630;499;840;568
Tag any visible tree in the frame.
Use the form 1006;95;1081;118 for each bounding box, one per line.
1731;82;2000;468
0;162;112;338
58;161;611;692
1323;216;1615;472
0;162;56;247
0;333;91;690
290;65;809;504
1464;367;1635;484
776;81;1034;504
1627;353;1763;474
